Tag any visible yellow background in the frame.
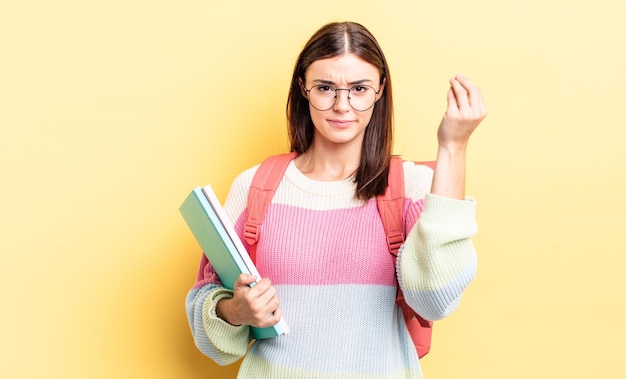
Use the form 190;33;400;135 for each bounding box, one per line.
2;0;625;378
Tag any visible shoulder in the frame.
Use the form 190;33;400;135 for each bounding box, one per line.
223;163;261;221
230;163;260;197
401;160;434;201
229;153;295;196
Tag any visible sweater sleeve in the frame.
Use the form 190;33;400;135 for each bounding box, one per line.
184;166;260;365
398;164;478;321
185;256;251;365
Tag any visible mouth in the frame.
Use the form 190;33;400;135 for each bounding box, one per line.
328;119;354;128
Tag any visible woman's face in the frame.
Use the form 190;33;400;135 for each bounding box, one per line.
301;53;384;150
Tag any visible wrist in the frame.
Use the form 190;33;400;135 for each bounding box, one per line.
432;145;467;200
216;298;242;326
437;142;468;156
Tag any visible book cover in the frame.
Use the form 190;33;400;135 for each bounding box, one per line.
179;184;290;339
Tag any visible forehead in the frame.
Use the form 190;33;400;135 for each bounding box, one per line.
305;53;380;83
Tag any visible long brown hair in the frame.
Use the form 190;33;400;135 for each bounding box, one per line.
286;21;394;200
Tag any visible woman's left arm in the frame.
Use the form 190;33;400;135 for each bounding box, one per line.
398;75;486;320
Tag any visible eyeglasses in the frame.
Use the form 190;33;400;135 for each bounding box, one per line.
304;84;380;112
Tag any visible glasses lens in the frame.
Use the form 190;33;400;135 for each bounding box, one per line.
348;86;377;111
308;86;336;111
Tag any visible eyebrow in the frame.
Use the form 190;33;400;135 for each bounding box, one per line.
311;79;374;86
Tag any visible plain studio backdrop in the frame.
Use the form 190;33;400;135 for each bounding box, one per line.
1;1;625;378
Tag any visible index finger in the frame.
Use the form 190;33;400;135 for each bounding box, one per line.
450;75;470;111
454;74;483;109
249;277;274;294
236;273;259;287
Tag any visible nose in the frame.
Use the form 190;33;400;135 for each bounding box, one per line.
333;88;351;111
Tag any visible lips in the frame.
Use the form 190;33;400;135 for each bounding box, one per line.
328;119;354;128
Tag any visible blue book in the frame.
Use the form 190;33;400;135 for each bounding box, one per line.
179;184;290;339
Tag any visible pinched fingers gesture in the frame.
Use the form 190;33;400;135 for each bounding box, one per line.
438;74;487;150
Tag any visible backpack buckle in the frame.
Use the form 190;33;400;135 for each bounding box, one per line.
243;222;259;245
387;232;403;257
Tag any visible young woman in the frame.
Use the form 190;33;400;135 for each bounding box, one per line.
186;21;486;378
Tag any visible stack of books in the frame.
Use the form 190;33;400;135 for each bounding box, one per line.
179;184;290;339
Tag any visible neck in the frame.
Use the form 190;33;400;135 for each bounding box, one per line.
294;145;361;181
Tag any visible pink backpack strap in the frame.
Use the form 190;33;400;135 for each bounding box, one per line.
244;152;298;262
377;158;436;359
378;158;435;255
377;157;406;257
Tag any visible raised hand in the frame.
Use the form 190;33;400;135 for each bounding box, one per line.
437;74;487;151
430;74;487;199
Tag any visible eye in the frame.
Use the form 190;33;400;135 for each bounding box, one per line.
316;85;333;93
351;85;373;95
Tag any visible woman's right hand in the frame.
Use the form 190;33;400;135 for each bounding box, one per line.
216;273;282;328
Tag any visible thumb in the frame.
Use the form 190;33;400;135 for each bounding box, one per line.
446;87;458;113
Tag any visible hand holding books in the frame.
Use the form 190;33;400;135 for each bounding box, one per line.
180;184;290;338
216;273;283;328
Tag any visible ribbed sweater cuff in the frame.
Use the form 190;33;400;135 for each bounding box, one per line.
422;193;476;225
202;288;250;357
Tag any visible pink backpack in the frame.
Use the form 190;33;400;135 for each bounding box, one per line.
242;152;434;358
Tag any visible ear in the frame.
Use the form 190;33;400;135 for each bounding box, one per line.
376;77;386;101
298;78;308;98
